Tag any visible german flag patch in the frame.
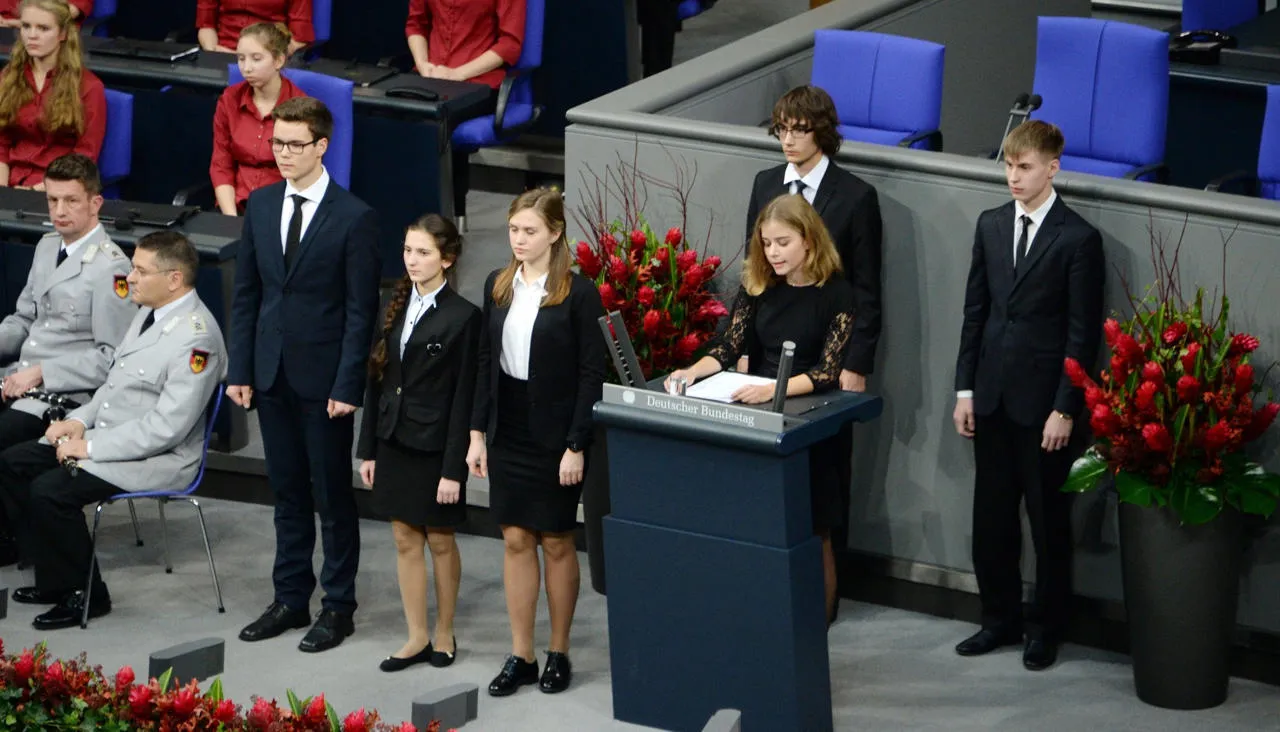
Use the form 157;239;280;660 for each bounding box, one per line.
190;349;209;374
113;274;129;299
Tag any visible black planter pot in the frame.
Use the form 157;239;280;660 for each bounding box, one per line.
1118;500;1243;710
581;425;611;595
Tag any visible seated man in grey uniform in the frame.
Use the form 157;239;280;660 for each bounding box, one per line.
0;154;136;565
0;231;227;630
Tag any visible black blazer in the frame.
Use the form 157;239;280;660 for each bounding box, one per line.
746;160;883;375
228;178;382;405
955;195;1106;427
356;285;481;482
471;269;607;452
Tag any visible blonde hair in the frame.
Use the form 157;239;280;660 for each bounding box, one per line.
1003;120;1065;161
240;22;293;59
491;189;572;308
0;0;86;136
743;194;842;296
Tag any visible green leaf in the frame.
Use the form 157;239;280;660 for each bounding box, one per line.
1226;463;1280;517
1170;481;1223;525
286;689;303;716
1116;471;1156;507
1062;450;1107;493
156;668;173;693
326;701;341;732
207;677;224;702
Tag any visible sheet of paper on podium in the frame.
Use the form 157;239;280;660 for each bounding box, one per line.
684;371;775;403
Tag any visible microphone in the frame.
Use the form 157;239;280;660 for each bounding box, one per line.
996;92;1035;162
1026;94;1043;113
771;340;795;413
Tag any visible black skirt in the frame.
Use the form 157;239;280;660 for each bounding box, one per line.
809;434;845;532
488;373;583;533
372;438;467;529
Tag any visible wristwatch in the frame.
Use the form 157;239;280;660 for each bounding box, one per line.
1055;411;1073;422
566;438;586;453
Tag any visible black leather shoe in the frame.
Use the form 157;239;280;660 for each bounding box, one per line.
298;609;355;653
239;602;310;642
488;655;538;697
32;591;111;630
379;644;431;672
12;586;71;605
955;628;1023;656
539;651;572;694
429;637;457;668
1023;638;1059;671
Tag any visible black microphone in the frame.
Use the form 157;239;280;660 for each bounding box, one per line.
1026;94;1043;113
771;340;795;413
997;92;1034;162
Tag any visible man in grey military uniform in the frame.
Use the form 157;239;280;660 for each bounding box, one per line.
0;231;226;630
0;154;136;565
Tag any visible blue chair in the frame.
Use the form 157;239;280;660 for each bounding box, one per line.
1182;0;1258;32
225;66;354;189
1206;84;1280;199
100;89;132;198
84;0;117;37
810;30;945;151
80;388;227;628
677;0;715;22
451;0;545;226
1030;17;1169;181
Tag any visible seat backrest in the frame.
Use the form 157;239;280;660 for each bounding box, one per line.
100;89;132;186
506;0;545;109
181;386;224;496
1258;85;1280;200
312;0;332;44
1182;0;1258;32
1032;17;1168;172
226;65;354;188
810;29;945;146
90;0;117;20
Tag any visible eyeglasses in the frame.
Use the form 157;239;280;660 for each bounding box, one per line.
269;138;319;154
770;124;814;140
130;266;178;277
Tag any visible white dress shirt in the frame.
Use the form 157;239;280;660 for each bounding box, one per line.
279;167;331;252
782;154;830;205
60;223;102;263
499;267;547;380
399;281;445;359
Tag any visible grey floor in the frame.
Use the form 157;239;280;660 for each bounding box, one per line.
0;498;1276;731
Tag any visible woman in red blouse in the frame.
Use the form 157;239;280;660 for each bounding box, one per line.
197;0;312;56
0;0;105;189
210;22;305;215
0;0;88;27
405;0;526;89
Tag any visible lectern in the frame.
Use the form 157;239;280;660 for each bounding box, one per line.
595;381;883;732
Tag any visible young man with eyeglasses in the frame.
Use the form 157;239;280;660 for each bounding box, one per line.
227;96;381;653
744;84;883;622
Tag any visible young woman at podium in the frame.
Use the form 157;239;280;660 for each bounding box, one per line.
209;22;306;215
467;188;607;697
666;193;855;624
197;0;311;55
0;0;105;189
357;214;480;673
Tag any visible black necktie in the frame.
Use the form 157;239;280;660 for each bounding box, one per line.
139;310;155;335
793;180;808;197
1014;215;1032;273
284;194;306;268
56;247;67;267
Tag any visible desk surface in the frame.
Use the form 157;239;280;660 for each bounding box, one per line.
1172;9;1280;84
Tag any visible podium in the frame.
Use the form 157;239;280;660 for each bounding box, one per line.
595;382;883;732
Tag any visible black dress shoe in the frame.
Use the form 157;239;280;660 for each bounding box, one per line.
379;644;431;672
955;628;1023;656
298;609;355;653
12;586;71;605
539;651;572;694
1023;638;1059;671
32;591;111;630
429;637;457;668
488;655;538;697
239;602;310;642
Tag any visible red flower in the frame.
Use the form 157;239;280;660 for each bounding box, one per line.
44;660;65;692
599;232;618;252
1141;361;1164;383
114;666;135;694
1142;423;1173;453
1244;402;1280;441
1203;420;1235;452
1162;322;1188;345
343;708;370;732
575;242;602;278
248;698;276;728
629;229;647;248
608;256;628;282
214;699;237;723
1176;375;1201;403
171;687;198;718
1234;363;1255;394
642;310;661;334
1113;333;1144;365
1229;333;1261;356
703;255;722;271
1085;385;1107;410
679;265;706;294
665;227;683;246
1063;357;1090;387
636;285;656;307
1181;343;1202;373
399;723;419;732
1103;318;1123;347
674;333;701;361
1109;354;1130;381
675;249;698;272
597;283;617;310
654;247;670;268
14;649;35;681
1134;381;1158;412
304;694;328;724
128;685;154;717
1090;404;1121;438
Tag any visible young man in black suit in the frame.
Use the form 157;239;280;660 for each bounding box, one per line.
227;97;381;653
952;120;1105;671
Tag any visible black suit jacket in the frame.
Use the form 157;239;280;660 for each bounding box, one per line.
357;285;481;482
471;270;607;452
746;160;883;374
955;195;1105;427
228;178;381;405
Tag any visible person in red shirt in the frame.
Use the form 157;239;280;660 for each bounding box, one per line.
210;22;305;215
0;0;88;27
197;0;312;56
405;0;526;89
0;0;106;190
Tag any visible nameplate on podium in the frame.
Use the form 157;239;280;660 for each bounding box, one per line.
602;383;784;432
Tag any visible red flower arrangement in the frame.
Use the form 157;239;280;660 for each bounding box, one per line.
1062;228;1280;524
572;150;730;379
0;639;447;732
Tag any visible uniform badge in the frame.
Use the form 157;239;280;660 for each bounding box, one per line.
113;275;129;299
190;349;209;374
190;314;208;334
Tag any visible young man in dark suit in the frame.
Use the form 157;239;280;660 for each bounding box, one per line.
227;97;381;653
952;120;1105;670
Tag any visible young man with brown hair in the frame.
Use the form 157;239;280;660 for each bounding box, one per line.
953;120;1105;670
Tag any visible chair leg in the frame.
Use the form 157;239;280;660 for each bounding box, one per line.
127;499;143;546
158;499;172;574
187;498;225;612
83;503;106;629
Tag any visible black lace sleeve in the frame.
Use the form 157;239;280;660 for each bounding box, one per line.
705;287;754;370
805;282;856;391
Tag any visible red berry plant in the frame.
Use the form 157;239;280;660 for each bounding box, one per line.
572;148;730;380
1062;223;1280;524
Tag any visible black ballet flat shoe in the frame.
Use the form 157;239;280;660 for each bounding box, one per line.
488;655;538;697
429;637;457;668
539;651;572;694
379;644;432;672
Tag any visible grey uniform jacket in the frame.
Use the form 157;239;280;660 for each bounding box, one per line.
67;293;227;494
0;227;137;418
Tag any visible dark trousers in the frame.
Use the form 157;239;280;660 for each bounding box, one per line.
972;404;1074;640
0;407;48;538
257;365;360;614
638;0;679;77
0;440;118;595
